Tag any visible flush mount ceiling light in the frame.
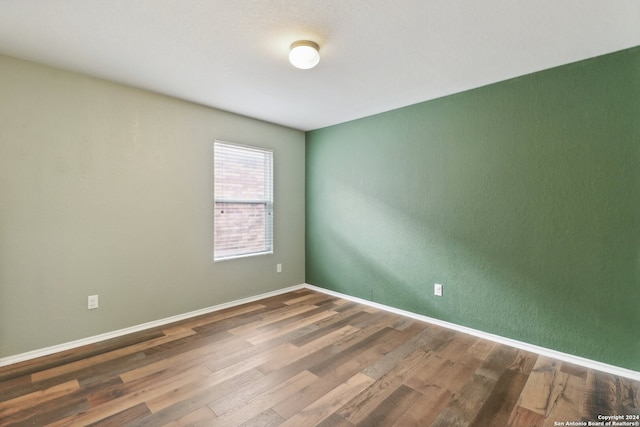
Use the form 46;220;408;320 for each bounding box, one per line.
289;40;320;69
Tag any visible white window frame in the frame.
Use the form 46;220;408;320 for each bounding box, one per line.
213;140;274;261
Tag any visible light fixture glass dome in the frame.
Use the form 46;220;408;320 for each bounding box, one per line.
289;40;320;69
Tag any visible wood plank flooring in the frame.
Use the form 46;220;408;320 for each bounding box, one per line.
1;289;638;426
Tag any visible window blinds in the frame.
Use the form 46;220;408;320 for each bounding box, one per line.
214;141;273;260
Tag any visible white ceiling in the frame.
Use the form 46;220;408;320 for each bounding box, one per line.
0;1;638;131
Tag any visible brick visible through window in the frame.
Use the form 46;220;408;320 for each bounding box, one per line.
214;141;273;260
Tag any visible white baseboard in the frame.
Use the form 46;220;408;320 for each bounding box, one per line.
303;284;640;382
0;284;306;369
2;282;638;382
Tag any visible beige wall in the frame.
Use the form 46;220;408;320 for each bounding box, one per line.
0;55;305;358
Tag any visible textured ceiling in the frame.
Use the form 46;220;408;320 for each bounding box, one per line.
0;1;638;131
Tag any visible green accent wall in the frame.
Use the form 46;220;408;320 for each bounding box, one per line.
306;47;640;371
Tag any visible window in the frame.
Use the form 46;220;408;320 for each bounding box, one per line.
214;141;273;261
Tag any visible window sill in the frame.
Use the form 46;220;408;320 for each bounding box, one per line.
213;250;273;262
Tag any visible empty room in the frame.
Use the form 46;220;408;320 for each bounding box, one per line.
0;1;639;426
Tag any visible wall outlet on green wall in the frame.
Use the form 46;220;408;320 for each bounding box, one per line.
434;284;443;297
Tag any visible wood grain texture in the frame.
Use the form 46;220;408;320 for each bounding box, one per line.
0;289;638;426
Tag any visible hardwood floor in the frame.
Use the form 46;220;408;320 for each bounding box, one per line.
1;289;638;426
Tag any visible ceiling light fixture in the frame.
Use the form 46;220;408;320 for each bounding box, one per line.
289;40;320;69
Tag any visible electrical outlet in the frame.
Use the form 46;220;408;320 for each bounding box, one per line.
88;295;99;309
434;283;443;297
276;263;282;273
